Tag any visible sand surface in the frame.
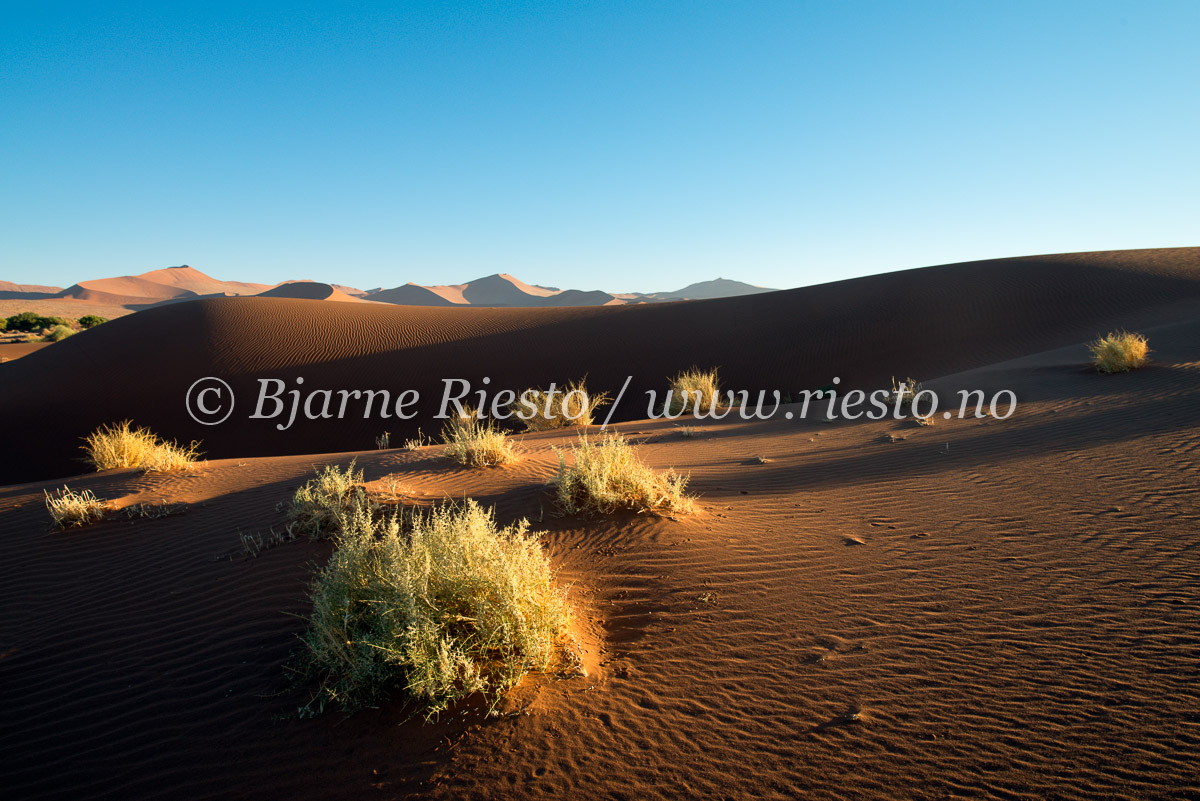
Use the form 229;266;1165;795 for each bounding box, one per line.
1;248;1198;799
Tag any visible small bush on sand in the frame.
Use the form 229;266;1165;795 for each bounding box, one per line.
443;417;517;467
45;486;110;528
83;421;200;472
78;315;107;329
301;499;577;717
514;379;610;431
43;324;75;342
665;367;721;416
553;431;694;516
288;461;369;539
1089;331;1149;373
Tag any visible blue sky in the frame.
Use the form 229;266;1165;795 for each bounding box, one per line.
3;1;1197;292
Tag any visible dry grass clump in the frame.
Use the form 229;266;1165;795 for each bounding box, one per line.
287;461;369;539
665;367;721;416
514;380;609;431
83;421;200;472
1089;331;1149;373
442;417;518;467
553;432;695;516
301;499;577;717
45;486;110;528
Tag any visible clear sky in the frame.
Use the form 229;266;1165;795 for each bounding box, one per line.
3;1;1197;293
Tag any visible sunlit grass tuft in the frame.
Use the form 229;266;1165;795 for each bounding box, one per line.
45;485;110;528
514;380;609;431
1089;331;1149;373
442;416;518;467
552;431;694;516
665;367;721;416
83;421;200;472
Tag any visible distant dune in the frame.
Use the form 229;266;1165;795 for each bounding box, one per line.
3;246;1198;484
368;283;462;306
256;282;369;303
136;265;272;297
0;280;63;300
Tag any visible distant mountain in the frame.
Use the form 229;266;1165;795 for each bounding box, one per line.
364;274;776;307
661;278;776;300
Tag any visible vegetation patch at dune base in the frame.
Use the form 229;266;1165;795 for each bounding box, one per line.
42;324;75;342
301;499;577;718
1090;331;1149;373
553;431;695;516
83;421;200;472
45;486;110;529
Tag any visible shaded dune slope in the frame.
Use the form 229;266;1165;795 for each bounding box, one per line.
255;282;366;303
3;247;1199;485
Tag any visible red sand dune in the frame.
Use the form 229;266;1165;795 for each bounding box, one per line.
0;280;63;294
256;281;369;302
363;282;463;306
2;247;1199;485
55;275;199;306
136;265;272;296
0;280;63;299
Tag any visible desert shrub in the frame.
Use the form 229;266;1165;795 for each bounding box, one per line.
78;315;107;329
665;367;721;416
288;461;369;539
45;486;110;528
514;379;610;431
301;499;576;717
443;417;517;467
1090;331;1149;373
0;317;6;331
43;324;75;342
552;431;694;516
83;420;200;472
6;312;46;332
6;312;71;332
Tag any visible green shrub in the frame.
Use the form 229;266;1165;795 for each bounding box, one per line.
553;431;694;516
287;461;369;539
78;315;107;329
5;312;45;332
43;324;75;342
301;499;577;717
5;312;68;332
